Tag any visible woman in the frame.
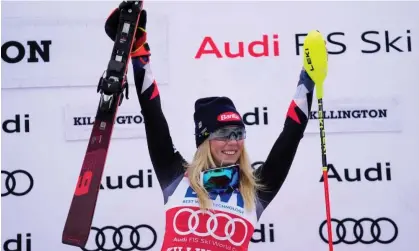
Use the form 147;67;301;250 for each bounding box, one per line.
106;7;320;251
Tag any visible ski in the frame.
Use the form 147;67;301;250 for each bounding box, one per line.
62;1;144;248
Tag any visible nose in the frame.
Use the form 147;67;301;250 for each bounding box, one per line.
226;139;238;145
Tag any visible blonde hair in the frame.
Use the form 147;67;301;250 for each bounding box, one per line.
185;139;262;212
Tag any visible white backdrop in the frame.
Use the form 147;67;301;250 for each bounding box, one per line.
2;1;419;251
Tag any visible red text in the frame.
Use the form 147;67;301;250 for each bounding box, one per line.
217;112;241;122
195;34;280;59
75;171;92;196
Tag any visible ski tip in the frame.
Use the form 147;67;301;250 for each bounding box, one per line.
119;1;144;11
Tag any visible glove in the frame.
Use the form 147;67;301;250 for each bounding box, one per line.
105;4;151;58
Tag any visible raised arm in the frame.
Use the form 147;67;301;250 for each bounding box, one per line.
132;54;187;191
104;7;187;191
255;69;315;210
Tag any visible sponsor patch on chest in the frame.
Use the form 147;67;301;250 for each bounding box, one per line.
181;187;245;215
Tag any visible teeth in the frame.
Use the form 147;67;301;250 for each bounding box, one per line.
222;151;236;155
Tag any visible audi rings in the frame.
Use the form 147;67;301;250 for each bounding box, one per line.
2;170;34;197
173;208;248;246
82;225;157;251
319;217;398;245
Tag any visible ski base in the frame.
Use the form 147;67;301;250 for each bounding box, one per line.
62;1;144;247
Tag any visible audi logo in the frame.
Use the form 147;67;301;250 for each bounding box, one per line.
319;217;398;245
2;170;34;197
82;225;157;251
173;208;249;246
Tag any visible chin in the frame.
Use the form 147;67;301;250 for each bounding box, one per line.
215;152;241;166
223;160;237;165
221;157;240;166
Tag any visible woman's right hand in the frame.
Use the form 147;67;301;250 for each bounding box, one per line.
104;2;151;58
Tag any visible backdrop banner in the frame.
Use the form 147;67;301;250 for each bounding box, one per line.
2;1;419;251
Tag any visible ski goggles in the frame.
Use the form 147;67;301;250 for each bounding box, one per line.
200;164;240;192
208;126;246;141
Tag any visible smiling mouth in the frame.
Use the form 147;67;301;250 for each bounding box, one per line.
222;150;237;155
